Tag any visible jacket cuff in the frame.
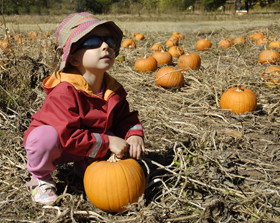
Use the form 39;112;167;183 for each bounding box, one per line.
125;124;144;140
87;133;109;158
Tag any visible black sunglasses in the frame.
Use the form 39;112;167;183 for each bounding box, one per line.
79;36;117;50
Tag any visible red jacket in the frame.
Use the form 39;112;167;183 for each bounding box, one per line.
23;70;144;158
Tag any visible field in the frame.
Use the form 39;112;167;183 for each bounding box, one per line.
1;13;280;222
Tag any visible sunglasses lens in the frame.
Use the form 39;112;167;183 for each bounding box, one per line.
104;36;117;49
82;36;117;49
83;36;102;48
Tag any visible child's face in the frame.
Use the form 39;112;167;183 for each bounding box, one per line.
72;25;116;74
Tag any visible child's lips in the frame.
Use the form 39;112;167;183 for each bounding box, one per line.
101;54;111;60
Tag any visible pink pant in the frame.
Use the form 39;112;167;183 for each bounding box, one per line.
25;125;96;179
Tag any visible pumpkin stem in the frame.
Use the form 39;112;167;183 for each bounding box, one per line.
107;153;121;162
236;85;244;92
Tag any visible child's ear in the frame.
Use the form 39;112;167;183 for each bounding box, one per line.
68;55;80;66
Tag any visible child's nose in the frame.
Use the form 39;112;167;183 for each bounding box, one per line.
101;41;109;49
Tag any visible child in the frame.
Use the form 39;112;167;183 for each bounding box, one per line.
23;12;145;205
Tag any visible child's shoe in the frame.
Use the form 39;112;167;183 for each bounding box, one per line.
26;176;57;205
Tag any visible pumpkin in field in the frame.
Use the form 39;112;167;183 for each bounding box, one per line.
220;85;257;114
261;66;280;86
84;154;146;212
151;43;164;52
234;37;246;45
178;33;185;40
131;32;139;37
249;32;264;42
135;55;158;73
259;50;280;64
0;40;10;54
177;53;201;71
121;39;136;49
196;39;212;51
219;39;232;49
268;40;280;50
155;66;184;88
168;46;184;58
135;33;145;41
152;49;173;65
256;38;267;46
166;37;178;47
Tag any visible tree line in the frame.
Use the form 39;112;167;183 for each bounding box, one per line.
1;0;279;15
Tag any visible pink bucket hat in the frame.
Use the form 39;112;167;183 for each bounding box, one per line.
56;12;123;72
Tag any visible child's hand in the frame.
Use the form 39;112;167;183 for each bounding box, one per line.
108;135;129;158
126;135;145;160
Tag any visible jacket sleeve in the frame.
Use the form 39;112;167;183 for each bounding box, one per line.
109;88;144;140
32;83;109;158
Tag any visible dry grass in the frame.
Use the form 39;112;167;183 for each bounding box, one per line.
1;14;280;222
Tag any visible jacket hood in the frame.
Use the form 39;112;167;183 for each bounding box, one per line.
43;69;121;100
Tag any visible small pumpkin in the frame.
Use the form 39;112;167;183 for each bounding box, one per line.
261;66;280;86
249;32;264;42
256;38;267;46
84;153;146;212
220;85;257;114
178;33;185;40
135;33;145;41
219;39;232;49
121;39;136;49
166;37;178;47
234;37;246;45
168;46;184;58
135;55;158;73
0;40;10;54
151;43;164;52
259;50;280;64
131;32;139;37
177;53;201;71
156;66;184;88
268;40;280;50
196;39;212;51
152;49;173;65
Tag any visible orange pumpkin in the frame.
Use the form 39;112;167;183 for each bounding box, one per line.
84;154;146;212
121;39;136;49
151;44;164;52
178;33;185;40
168;46;184;58
135;33;145;41
249;32;264;42
135;55;158;73
131;32;139;37
219;39;232;49
152;49;173;65
234;37;246;45
166;37;178;47
156;66;184;88
261;66;280;86
268;41;280;50
0;40;10;54
256;38;267;46
177;53;201;71
259;50;280;64
196;39;212;51
220;85;257;114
